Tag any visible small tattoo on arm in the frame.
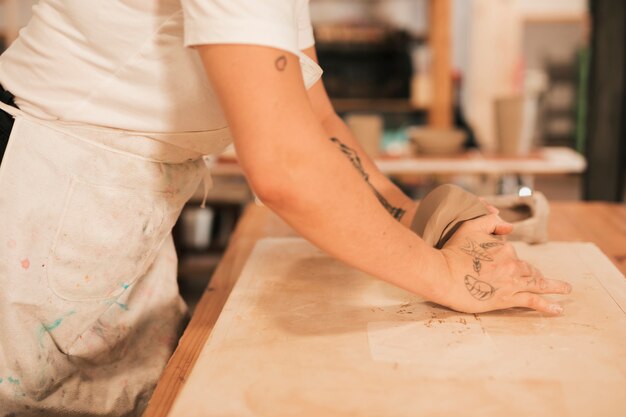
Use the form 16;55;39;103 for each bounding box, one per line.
330;137;405;221
465;275;496;300
275;55;287;71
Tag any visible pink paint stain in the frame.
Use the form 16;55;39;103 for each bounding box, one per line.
20;258;30;270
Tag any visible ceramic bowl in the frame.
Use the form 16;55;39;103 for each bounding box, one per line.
406;127;466;156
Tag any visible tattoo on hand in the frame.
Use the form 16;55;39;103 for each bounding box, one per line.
460;238;503;300
275;55;287;71
330;137;406;221
480;241;504;249
465;275;496;300
473;258;482;274
460;239;494;261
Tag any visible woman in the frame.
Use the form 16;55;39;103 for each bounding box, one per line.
0;0;571;415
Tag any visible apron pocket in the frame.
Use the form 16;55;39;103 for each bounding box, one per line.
47;177;167;301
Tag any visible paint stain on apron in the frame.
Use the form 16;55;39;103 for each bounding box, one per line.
0;101;232;415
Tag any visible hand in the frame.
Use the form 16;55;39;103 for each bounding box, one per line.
433;214;572;315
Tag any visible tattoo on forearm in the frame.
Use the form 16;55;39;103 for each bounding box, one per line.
460;238;503;300
369;185;406;221
464;275;496;300
275;55;287;71
330;137;406;221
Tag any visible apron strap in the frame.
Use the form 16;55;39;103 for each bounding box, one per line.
200;156;216;209
0;101;233;163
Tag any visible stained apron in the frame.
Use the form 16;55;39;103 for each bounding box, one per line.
0;101;231;416
0;50;322;416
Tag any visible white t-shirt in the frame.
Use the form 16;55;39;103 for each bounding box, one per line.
0;0;315;132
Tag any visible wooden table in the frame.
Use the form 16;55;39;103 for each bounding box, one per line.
375;147;586;175
143;202;626;417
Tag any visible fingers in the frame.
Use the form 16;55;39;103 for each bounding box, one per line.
468;213;513;236
514;261;572;295
520;276;572;295
515;260;534;276
500;260;571;315
492;218;514;235
512;293;564;315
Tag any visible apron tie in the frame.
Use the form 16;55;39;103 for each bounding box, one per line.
200;155;215;209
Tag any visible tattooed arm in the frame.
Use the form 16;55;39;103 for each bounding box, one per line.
301;46;416;225
197;45;571;315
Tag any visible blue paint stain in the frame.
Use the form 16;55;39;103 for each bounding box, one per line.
37;310;76;347
1;376;26;398
121;283;130;289
104;298;129;311
43;318;63;332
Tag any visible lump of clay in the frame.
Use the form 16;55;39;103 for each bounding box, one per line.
411;184;550;248
410;184;490;249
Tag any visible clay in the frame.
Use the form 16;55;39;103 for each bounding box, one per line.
483;192;549;244
411;184;490;249
498;204;532;223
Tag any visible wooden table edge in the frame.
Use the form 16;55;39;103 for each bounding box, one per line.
142;204;270;417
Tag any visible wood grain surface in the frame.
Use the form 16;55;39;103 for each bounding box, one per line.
142;202;626;417
167;239;626;417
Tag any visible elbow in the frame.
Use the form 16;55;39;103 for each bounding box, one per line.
236;141;314;211
246;169;294;209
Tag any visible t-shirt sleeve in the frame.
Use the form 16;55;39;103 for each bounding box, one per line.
297;1;315;50
182;0;313;55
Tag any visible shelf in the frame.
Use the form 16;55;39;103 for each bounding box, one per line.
331;98;428;113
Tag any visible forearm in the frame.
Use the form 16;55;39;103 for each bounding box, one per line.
198;45;443;299
255;123;444;298
197;44;571;316
319;112;417;227
301;45;417;227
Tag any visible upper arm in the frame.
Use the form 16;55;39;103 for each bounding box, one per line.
196;45;327;185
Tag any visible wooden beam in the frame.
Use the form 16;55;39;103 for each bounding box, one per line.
428;0;453;128
584;0;626;201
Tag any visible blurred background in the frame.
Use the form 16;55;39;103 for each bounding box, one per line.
2;0;624;309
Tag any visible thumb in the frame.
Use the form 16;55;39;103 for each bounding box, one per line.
471;213;513;235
